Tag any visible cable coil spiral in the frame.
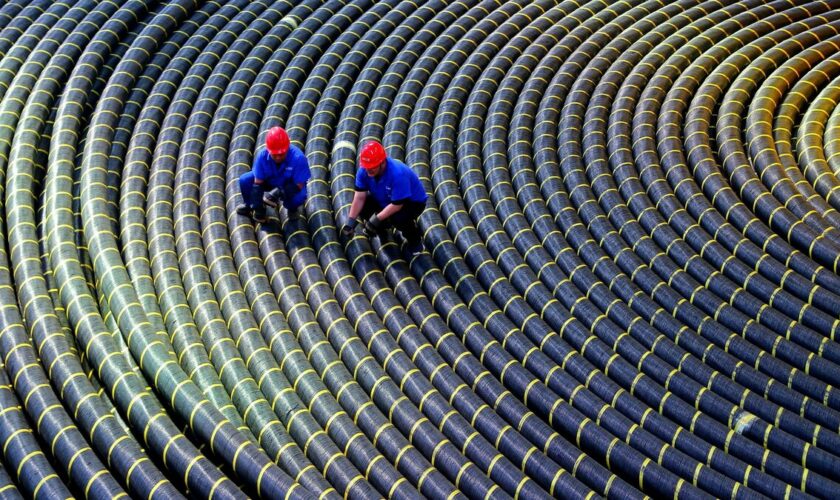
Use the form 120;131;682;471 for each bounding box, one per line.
0;0;839;498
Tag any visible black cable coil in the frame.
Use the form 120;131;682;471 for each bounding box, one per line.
0;0;838;498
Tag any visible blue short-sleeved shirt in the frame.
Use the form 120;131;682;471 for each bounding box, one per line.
253;145;311;187
355;158;428;207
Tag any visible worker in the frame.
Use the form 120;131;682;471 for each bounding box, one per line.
341;140;428;255
236;126;310;223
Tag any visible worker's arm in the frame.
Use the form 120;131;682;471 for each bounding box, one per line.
374;201;403;221
292;149;311;192
347;190;367;220
376;171;411;222
364;200;405;235
341;190;367;236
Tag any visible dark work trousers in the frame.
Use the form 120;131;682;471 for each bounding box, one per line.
360;197;426;245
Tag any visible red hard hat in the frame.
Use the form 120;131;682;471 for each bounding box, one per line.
359;140;386;169
265;126;290;155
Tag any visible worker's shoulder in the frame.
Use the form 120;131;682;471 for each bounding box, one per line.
286;145;308;164
386;157;410;172
254;146;276;160
386;157;418;179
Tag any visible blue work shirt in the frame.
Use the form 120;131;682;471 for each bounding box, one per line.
355;158;428;207
253;145;311;188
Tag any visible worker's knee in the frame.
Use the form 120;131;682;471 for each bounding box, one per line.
239;171;256;196
283;187;307;211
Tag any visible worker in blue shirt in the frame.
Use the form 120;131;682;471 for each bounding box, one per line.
236;126;310;223
341;140;428;255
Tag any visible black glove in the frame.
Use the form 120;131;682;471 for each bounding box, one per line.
363;213;383;237
282;182;301;201
249;183;268;223
249;182;266;211
341;217;357;237
263;187;282;208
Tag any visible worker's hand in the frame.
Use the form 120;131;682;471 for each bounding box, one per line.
341;218;357;237
363;213;383;237
263;188;282;208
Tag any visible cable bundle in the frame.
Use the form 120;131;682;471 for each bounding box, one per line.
0;0;838;498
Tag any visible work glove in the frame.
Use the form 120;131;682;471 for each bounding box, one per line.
341;217;357;237
249;183;266;211
283;182;301;201
263;187;282;208
363;213;383;238
249;183;268;223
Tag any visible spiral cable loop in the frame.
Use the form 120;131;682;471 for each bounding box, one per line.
1;0;840;498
